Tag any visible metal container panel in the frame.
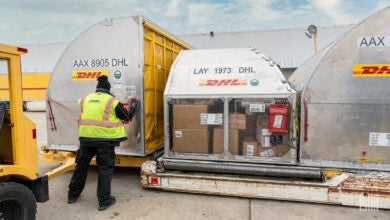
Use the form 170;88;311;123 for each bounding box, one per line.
289;7;390;170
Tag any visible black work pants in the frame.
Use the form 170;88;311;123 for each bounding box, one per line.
68;145;115;205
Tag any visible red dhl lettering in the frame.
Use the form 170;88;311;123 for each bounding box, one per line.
361;66;390;74
353;64;390;77
72;70;108;80
199;79;247;86
74;71;102;79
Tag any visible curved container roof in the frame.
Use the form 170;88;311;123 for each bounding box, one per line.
165;47;295;97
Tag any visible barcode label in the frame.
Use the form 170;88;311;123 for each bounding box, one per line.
175;130;183;138
260;149;274;157
246;145;254;156
273;115;283;128
200;113;223;125
161;177;168;187
369;132;390;146
250;104;265;112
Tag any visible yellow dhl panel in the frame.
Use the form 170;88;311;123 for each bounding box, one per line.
353;64;390;77
0;73;50;100
142;21;191;154
72;69;108;80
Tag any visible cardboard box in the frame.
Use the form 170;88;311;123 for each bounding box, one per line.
243;139;258;156
257;129;272;147
172;129;209;153
213;128;239;154
229;114;246;130
258;146;277;157
173;105;208;129
278;144;290;156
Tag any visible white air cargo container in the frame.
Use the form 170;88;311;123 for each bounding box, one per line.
142;7;390;209
163;47;297;165
42;16;191;169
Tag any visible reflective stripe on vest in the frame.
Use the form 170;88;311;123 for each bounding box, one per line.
79;119;122;127
102;97;116;121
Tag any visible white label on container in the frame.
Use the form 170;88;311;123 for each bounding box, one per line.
262;136;270;147
262;129;272;135
260;149;274;157
175;130;183;138
161;177;168;187
249;104;265;112
246;145;254;156
125;86;136;92
273;115;283;128
200;113;223;125
369;132;390;146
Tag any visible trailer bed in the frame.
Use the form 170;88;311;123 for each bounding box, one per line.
141;161;390;210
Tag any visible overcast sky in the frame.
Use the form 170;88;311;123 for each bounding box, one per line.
1;0;389;45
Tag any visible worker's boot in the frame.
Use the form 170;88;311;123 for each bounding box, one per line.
67;195;79;204
98;196;116;211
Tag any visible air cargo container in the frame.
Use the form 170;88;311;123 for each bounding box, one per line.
41;15;192;174
141;7;390;209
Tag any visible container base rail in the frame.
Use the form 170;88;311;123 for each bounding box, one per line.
141;160;390;210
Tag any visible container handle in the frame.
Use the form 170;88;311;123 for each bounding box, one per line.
304;101;309;142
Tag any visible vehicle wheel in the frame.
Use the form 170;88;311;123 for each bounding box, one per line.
0;182;36;220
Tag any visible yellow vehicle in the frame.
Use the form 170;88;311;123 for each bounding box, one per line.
0;43;48;219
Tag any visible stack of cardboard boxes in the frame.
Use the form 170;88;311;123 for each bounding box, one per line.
257;128;276;157
213;114;245;155
257;128;290;157
172;104;209;153
171;105;290;157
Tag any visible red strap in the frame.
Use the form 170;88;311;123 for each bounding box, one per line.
47;98;80;125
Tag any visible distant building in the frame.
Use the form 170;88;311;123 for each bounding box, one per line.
179;24;353;78
21;25;353;79
21;42;68;74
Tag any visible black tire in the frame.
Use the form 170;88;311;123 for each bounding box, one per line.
0;182;36;220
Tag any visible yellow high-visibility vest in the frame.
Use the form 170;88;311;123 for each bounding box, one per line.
78;92;126;139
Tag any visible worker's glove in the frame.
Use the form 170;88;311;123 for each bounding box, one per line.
129;97;139;112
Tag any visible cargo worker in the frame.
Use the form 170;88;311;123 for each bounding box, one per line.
68;75;139;211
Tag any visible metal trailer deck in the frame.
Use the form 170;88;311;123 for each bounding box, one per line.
141;161;390;210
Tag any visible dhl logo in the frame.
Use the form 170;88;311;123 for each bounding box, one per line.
72;70;108;80
199;79;247;86
353;64;390;77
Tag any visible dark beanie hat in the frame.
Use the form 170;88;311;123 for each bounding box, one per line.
96;75;111;90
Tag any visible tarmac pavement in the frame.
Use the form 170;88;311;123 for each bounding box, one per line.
26;112;390;220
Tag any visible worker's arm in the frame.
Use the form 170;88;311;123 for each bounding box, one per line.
115;99;139;121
